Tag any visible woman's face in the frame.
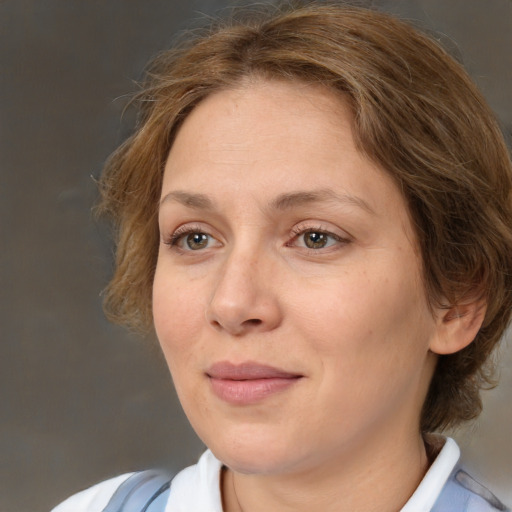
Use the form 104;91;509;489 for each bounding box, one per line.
153;80;441;475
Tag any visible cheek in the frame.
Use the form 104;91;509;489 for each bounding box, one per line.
290;263;432;364
294;271;433;426
152;266;205;359
152;271;210;410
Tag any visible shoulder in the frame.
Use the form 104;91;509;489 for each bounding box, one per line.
49;451;220;512
403;437;509;512
433;467;510;512
51;473;135;512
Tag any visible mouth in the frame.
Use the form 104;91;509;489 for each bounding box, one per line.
206;361;303;405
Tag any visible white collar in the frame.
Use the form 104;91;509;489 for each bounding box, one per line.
401;436;460;512
165;449;224;512
167;437;460;512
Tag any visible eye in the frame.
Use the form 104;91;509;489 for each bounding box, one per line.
301;231;334;249
289;226;348;251
165;227;220;251
184;232;210;250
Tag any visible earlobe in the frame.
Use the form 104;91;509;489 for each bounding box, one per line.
429;299;487;355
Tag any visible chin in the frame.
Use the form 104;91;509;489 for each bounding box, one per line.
202;424;311;475
214;445;296;475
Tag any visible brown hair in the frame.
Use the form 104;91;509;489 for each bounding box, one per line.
98;2;512;432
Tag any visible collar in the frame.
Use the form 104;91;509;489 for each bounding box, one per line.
167;436;460;512
401;436;460;512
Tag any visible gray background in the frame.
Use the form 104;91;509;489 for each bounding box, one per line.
1;1;510;511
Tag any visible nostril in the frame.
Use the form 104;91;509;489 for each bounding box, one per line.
245;319;262;326
211;320;222;329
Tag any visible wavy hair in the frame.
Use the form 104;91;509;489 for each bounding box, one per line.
97;2;512;432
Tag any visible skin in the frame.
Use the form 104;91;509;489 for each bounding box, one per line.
152;80;479;511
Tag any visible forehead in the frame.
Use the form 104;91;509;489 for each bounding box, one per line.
168;80;350;161
162;79;411;233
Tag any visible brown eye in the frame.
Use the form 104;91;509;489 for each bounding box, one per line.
303;231;329;249
186;233;209;250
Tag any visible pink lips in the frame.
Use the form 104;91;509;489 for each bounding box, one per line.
206;361;302;405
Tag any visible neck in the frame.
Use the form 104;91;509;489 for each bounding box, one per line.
222;429;430;512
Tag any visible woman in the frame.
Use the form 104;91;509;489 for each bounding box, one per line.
52;2;512;511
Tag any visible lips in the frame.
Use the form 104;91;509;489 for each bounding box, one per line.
206;361;302;404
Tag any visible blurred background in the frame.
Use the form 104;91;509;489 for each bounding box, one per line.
1;1;510;510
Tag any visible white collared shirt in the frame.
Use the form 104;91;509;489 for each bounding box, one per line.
51;437;465;512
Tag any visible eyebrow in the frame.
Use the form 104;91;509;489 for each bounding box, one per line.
159;188;376;215
270;189;376;215
159;190;215;210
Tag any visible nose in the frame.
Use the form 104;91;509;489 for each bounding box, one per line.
206;249;283;336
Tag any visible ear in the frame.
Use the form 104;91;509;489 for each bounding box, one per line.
429;299;487;355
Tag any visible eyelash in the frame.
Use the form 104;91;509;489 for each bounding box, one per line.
163;224;350;252
288;225;349;251
164;224;209;248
